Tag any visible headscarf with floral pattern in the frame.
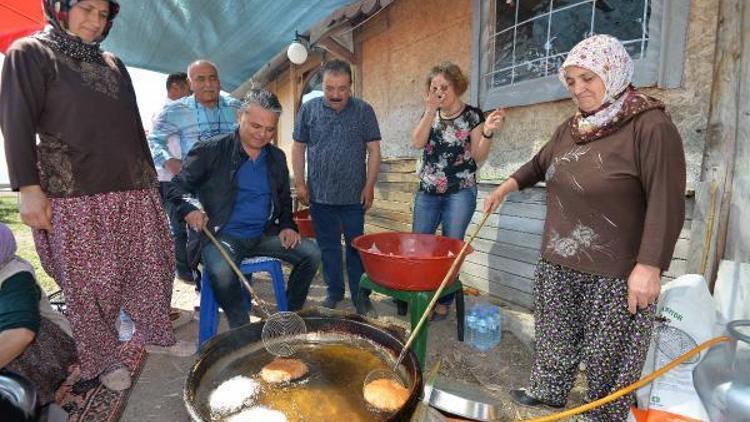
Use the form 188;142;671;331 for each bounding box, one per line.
33;0;119;65
559;34;664;143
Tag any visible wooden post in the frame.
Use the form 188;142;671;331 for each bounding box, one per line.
686;182;720;279
700;0;746;289
724;0;750;262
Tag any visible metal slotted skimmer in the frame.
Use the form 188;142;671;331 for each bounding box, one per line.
654;323;699;363
202;228;306;357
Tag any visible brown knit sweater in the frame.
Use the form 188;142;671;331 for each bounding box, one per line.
0;37;156;197
512;108;686;278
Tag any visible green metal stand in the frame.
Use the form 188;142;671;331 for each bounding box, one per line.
360;274;465;368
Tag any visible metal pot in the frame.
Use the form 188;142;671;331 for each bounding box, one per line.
694;319;750;421
184;310;423;421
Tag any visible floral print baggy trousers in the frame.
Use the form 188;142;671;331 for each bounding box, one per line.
527;260;655;421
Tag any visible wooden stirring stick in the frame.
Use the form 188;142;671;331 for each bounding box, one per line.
202;227;272;319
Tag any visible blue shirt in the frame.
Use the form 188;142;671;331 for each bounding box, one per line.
293;96;381;205
222;150;271;238
148;93;241;168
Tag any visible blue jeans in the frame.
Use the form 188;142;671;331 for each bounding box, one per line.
412;186;477;305
201;233;321;328
309;202;369;303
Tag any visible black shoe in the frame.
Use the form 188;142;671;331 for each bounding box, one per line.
176;271;196;283
510;388;565;409
355;298;378;318
321;297;340;309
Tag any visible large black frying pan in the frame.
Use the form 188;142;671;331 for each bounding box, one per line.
184;309;423;421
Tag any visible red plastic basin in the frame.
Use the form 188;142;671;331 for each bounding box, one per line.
352;232;473;291
293;208;315;238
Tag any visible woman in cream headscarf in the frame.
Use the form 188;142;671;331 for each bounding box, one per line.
485;35;686;420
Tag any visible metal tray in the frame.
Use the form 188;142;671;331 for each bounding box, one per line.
425;376;501;421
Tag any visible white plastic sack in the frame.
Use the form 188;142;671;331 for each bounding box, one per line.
635;274;716;421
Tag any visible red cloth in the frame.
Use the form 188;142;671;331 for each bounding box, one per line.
0;24;43;52
0;0;44;53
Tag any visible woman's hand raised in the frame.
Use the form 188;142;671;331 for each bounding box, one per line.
483;108;506;135
425;88;443;114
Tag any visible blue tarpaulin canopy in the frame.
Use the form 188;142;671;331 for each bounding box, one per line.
102;1;356;91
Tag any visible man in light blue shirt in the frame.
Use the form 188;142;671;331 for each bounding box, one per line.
148;60;240;282
150;60;241;177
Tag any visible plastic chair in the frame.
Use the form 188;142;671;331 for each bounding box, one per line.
198;256;287;346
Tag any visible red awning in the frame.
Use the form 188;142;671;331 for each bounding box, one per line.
0;1;44;53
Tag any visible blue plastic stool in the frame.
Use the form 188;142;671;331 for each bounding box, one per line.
198;256;287;346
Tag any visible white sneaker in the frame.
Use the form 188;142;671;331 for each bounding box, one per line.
99;367;131;391
145;340;195;357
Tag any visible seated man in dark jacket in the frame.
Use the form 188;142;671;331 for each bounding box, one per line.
166;88;321;329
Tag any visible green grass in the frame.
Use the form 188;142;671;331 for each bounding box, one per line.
0;194;58;293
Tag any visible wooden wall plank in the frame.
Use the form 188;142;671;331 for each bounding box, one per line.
470;213;545;234
476;185;548;204
374;181;417;193
380;159;418;173
371;199;412;213
468;225;544;249
468;239;541;264
460;272;534;309
374;189;414;203
366;216;411;232
462;258;537;284
368;208;412;224
377;173;418;183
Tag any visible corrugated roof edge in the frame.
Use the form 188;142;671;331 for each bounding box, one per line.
232;0;394;97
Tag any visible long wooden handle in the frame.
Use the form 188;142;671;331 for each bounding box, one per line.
202;227;272;319
393;211;492;369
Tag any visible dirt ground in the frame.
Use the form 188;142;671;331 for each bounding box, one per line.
121;269;585;422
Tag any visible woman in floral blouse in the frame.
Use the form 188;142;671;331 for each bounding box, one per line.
410;62;505;319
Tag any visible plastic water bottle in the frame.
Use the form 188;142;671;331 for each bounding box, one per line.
118;309;134;341
465;307;478;346
476;308;489;351
465;302;503;352
487;306;502;349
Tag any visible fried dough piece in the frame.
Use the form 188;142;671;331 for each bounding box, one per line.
260;358;309;384
363;378;409;412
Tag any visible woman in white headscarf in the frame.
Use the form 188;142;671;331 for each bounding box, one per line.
484;35;686;420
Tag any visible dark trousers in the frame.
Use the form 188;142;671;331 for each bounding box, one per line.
201;233;321;328
309;202;370;303
159;181;193;280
